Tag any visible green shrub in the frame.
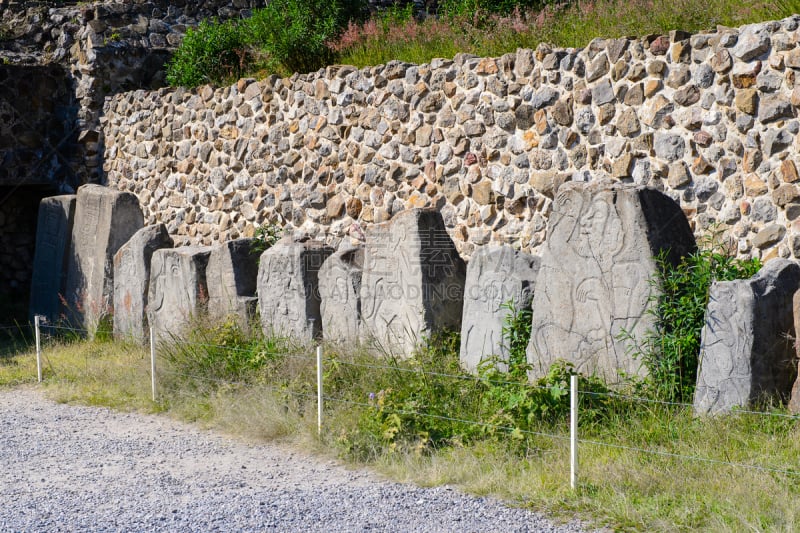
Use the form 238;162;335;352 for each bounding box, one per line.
167;0;367;87
337;301;611;459
625;240;762;403
247;0;339;75
166;19;249;87
251;222;282;257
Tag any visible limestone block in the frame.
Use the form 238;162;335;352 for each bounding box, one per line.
360;209;467;357
695;259;800;415
64;185;144;333
29;195;76;324
319;245;364;342
258;240;334;341
148;246;212;340
527;181;695;382
112;224;172;343
206;238;259;331
460;246;540;373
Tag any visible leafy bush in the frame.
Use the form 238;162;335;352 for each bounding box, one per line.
251;222;283;257
247;0;340;75
336;301;611;459
625;240;762;403
166;19;249;87
167;0;367;86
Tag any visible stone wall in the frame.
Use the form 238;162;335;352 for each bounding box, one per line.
0;63;77;189
1;0;269;184
103;17;800;261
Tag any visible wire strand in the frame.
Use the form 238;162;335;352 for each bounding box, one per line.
321;394;571;443
580;390;800;420
330;359;555;391
579;438;800;477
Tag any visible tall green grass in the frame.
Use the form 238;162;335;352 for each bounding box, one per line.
167;0;800;86
333;0;799;69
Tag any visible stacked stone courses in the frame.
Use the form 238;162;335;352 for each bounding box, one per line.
104;17;800;262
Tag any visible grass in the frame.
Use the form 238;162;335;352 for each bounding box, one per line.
166;0;800;86
1;327;798;531
331;0;798;69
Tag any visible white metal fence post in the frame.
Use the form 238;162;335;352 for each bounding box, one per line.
150;326;157;402
570;374;578;490
317;345;323;436
34;315;42;383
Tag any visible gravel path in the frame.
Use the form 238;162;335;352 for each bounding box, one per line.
0;387;590;532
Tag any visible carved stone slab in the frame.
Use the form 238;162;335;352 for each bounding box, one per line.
360;208;467;357
460;246;540;373
113;224;172;343
29;195;76;324
694;259;800;415
527;181;695;382
789;289;800;414
257;240;334;341
206;238;260;331
319;245;364;342
148;246;212;339
64;185;144;333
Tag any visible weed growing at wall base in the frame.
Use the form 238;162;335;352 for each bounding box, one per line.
623;236;761;403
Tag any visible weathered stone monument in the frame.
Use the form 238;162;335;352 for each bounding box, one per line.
112;224;173;343
460;246;540;373
694;259;800;415
789;289;800;415
527;181;695;382
148;246;212;339
64;185;144;333
360;208;467;357
29;195;76;324
206;238;259;331
258;239;334;341
319;245;364;342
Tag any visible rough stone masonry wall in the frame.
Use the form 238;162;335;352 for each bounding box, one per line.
1;0;269;184
104;17;800;261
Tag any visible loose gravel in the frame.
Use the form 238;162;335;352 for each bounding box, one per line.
0;387;591;532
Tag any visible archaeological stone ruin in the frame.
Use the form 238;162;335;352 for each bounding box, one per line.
64;185;144;333
113;224;173;343
148;246;212;340
29;195;75;325
694;259;800;414
319;245;365;342
460;245;540;373
527;181;695;382
360;209;467;357
14;7;800;413
206;238;260;331
258;240;334;342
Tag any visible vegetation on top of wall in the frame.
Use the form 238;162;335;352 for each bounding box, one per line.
166;0;368;86
623;236;762;403
167;0;800;87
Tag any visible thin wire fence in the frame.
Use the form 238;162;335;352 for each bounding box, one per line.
579;437;800;477
323;393;573;443
331;358;558;391
22;317;800;486
579;389;800;420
